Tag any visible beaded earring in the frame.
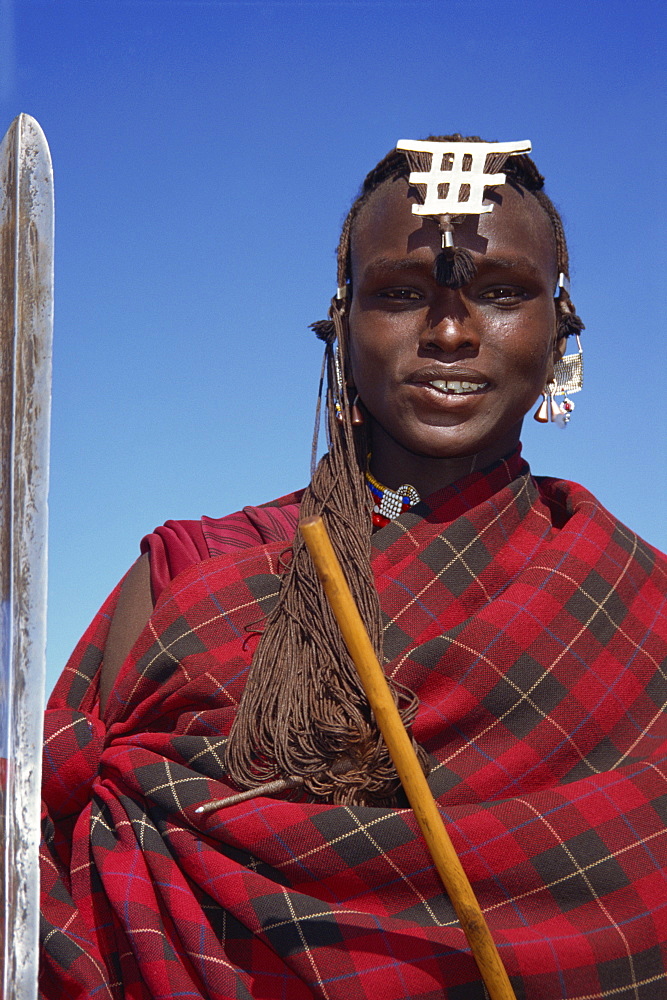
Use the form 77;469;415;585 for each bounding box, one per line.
534;333;583;428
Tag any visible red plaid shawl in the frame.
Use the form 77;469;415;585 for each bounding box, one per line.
40;455;667;999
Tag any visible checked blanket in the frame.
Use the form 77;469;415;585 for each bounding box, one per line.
40;455;667;999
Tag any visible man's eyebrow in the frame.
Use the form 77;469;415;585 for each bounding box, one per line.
360;256;432;277
476;255;544;278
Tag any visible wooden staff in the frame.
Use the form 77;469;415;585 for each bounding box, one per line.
300;515;517;1000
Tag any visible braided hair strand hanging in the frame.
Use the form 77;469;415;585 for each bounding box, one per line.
225;293;427;806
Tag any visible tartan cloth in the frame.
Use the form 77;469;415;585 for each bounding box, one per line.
40;455;667;1000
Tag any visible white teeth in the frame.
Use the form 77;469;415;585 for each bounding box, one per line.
429;379;488;394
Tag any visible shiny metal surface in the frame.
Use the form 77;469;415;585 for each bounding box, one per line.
0;114;54;1000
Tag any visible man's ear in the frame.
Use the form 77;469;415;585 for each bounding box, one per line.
544;331;568;386
553;333;568;364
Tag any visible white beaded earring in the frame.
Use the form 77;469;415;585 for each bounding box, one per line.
534;334;583;428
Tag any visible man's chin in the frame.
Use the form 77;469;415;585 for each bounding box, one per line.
399;423;523;465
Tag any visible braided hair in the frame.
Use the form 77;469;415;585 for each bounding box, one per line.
224;136;584;805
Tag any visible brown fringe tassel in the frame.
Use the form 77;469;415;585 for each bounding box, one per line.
433;247;477;289
556;294;585;340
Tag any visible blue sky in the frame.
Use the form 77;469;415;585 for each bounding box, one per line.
0;0;664;695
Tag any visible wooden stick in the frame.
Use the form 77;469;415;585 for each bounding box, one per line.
300;515;517;1000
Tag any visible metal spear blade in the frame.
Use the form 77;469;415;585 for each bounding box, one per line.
0;114;54;999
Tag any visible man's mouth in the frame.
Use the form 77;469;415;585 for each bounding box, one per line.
427;379;489;395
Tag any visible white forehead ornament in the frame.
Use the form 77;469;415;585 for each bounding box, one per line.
396;138;532;216
395;138;533;289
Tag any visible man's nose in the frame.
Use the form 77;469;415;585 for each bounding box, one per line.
419;298;480;354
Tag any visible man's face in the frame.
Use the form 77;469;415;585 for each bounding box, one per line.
347;178;562;486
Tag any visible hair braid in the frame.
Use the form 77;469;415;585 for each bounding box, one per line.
224;135;583;805
225;295;427;806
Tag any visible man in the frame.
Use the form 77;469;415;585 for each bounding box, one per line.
41;137;667;999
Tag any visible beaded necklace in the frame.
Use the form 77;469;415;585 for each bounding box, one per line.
365;469;421;528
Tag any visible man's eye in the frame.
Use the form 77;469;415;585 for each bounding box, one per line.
479;286;526;302
379;288;423;301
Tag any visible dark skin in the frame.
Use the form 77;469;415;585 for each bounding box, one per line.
348;178;567;497
99;177;568;712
